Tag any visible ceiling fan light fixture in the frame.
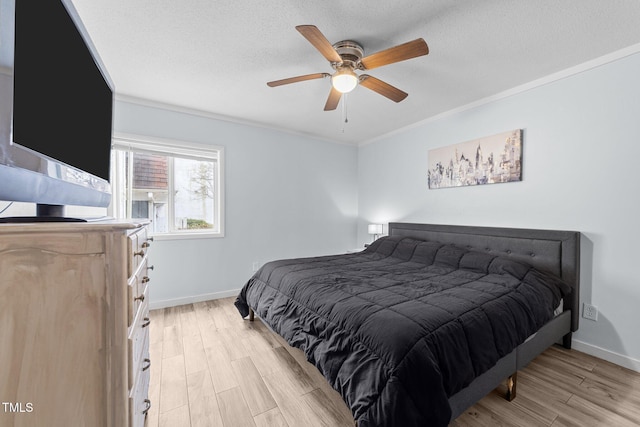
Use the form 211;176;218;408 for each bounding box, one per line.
331;67;358;93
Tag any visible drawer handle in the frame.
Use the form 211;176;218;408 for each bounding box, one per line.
148;265;155;271
142;399;151;415
142;358;151;371
142;241;151;249
134;294;145;302
142;276;150;284
142;317;151;328
134;250;145;257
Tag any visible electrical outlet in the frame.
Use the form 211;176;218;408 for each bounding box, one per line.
583;303;598;321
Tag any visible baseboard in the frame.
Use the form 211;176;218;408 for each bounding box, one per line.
572;339;640;373
149;288;241;310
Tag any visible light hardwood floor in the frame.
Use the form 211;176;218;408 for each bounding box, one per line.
146;297;640;427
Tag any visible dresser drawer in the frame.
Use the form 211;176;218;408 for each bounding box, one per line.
129;345;151;427
128;227;152;277
128;288;150;389
127;259;150;325
127;233;138;277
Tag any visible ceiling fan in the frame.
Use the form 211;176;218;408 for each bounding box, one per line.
267;25;429;111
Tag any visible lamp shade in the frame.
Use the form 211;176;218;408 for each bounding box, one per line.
368;224;383;235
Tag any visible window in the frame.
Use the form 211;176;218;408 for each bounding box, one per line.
111;134;224;238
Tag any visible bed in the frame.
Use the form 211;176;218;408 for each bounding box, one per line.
235;222;580;426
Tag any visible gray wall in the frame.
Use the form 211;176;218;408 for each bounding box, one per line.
357;52;640;370
114;101;359;307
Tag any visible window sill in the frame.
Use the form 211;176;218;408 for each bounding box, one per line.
150;231;225;241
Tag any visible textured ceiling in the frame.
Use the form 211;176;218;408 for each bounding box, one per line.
67;0;640;144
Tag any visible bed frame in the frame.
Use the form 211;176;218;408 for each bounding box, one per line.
246;222;580;424
387;222;580;420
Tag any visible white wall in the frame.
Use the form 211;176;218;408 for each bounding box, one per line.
358;52;640;370
114;101;359;307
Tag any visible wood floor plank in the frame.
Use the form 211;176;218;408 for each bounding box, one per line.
230;356;277;416
220;297;244;324
204;341;239;393
300;388;355;427
517;375;608;427
533;352;591;383
530;347;640;423
253;407;289;427
193;301;218;336
163;305;182;330
245;341;285;377
565;393;640;427
517;369;573;404
262;371;325;427
279;344;337;395
246;317;285;349
241;322;283;353
217;387;256;427
162;324;184;359
186;370;224;427
218;326;248;361
159;404;191;427
271;346;317;395
472;390;548;427
520;359;583;398
591;358;640;390
149;308;165;345
450;402;515;427
199;320;221;351
182;334;208;375
582;372;640;406
178;304;200;339
207;299;231;329
507;393;558;426
543;345;597;371
159;354;188;413
571;377;640;424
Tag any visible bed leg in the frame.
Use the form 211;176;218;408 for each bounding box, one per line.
562;332;572;349
506;373;517;401
249;307;255;322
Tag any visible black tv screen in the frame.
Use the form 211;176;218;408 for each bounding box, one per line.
12;0;113;182
0;0;113;219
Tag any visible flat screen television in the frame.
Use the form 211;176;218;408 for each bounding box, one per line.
0;0;113;222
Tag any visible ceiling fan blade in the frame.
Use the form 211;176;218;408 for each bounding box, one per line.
296;25;343;64
360;38;429;70
359;75;408;103
324;87;342;111
267;73;330;87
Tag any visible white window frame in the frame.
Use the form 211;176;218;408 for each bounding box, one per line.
110;132;225;240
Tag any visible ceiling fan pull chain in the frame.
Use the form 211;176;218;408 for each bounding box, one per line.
343;93;349;124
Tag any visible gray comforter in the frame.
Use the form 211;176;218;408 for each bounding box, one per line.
235;235;570;426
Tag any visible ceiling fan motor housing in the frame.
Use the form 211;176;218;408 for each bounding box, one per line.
332;40;364;69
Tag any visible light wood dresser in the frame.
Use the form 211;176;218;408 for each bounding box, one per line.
0;219;153;427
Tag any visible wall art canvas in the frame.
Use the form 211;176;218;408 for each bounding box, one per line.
427;129;522;189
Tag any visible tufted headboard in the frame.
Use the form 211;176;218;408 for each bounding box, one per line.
388;222;581;331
